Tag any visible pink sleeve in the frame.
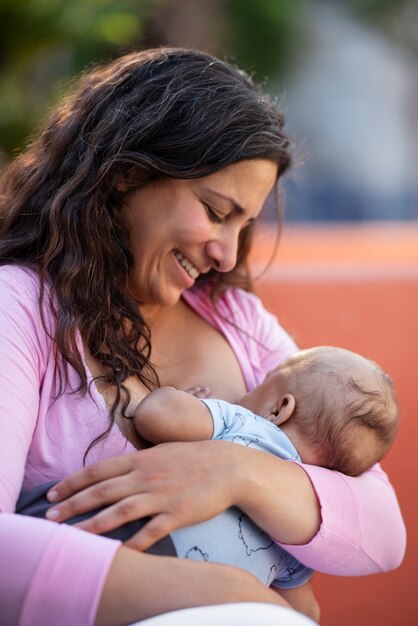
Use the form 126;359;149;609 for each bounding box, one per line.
0;268;48;510
0;514;120;626
278;462;406;575
240;289;406;575
0;267;120;625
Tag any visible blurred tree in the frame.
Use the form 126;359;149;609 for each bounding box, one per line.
222;0;306;82
0;0;309;161
144;0;225;56
0;0;152;159
7;0;414;163
146;0;307;83
349;0;418;55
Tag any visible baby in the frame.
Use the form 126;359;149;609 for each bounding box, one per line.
131;345;398;619
135;346;399;478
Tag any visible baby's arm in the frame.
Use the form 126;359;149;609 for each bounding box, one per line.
273;582;320;622
134;387;214;444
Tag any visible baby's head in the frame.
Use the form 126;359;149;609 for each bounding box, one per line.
241;346;399;476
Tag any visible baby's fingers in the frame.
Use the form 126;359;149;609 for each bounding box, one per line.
185;386;211;398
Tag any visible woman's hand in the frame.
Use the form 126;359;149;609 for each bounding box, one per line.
46;440;242;551
47;439;321;550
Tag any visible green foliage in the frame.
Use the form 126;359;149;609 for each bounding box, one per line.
0;0;310;159
223;0;307;83
0;0;150;158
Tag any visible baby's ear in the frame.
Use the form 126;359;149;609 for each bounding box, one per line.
267;394;296;425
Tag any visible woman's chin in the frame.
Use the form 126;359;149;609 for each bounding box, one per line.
140;289;186;313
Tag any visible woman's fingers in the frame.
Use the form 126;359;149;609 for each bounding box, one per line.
45;447;180;524
46;474;135;522
73;494;157;535
124;513;176;551
47;455;132;502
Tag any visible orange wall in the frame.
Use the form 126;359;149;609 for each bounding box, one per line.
251;223;418;626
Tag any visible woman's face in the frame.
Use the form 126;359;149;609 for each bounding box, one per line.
121;159;277;310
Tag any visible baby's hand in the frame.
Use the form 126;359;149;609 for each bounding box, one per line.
185;386;211;399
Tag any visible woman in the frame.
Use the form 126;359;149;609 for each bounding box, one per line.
0;48;405;626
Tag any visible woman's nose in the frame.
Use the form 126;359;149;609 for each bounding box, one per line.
205;228;239;273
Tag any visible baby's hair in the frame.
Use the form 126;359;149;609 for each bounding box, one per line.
322;369;398;476
288;349;399;476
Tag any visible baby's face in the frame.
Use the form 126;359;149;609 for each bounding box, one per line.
239;359;294;416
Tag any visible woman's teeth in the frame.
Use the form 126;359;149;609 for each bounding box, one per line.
174;251;199;279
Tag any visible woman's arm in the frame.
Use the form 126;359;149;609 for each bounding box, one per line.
0;514;121;626
233;447;406;573
96;543;290;626
44;440;320;550
279;461;406;574
45;426;405;576
46;413;405;575
0;268;120;626
277;583;320;623
0;514;289;626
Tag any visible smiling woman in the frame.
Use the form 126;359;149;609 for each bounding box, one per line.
122;160;277;309
0;47;405;626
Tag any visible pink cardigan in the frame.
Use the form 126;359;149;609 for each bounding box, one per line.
0;266;406;626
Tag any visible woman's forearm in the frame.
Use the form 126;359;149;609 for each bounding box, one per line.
232;446;321;545
46;441;319;552
96;546;289;626
0;512;288;626
232;445;405;575
45;440;405;575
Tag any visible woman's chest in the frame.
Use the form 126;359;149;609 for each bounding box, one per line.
150;304;247;403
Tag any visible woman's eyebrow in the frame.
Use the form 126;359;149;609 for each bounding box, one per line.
205;190;245;215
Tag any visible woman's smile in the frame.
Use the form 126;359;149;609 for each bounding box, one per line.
173;250;200;280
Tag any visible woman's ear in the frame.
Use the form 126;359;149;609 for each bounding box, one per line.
267;394;296;425
115;167;152;192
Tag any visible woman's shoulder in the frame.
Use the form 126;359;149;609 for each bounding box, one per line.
0;264;52;326
0;263;43;297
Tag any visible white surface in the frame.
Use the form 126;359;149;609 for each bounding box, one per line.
130;603;317;625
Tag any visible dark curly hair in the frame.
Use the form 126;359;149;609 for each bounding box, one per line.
0;47;291;452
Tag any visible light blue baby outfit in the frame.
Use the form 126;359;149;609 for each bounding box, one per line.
171;399;313;589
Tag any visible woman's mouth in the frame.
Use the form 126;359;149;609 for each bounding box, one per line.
173;250;200;279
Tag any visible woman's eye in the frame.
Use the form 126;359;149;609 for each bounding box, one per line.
203;203;225;224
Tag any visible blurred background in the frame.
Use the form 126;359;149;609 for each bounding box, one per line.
2;0;418;222
1;0;417;624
